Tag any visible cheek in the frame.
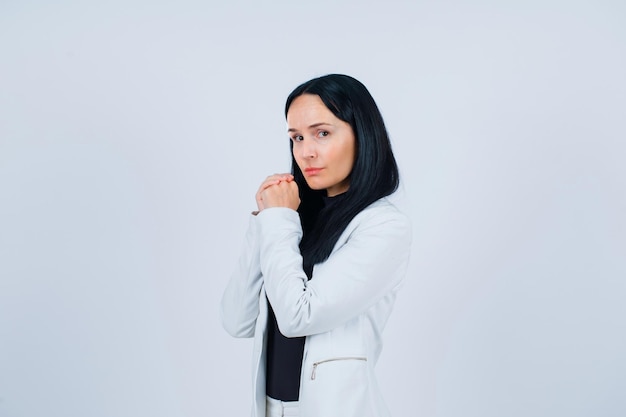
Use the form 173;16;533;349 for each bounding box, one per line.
340;142;356;172
292;149;306;170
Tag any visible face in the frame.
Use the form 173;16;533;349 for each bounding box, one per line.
287;94;356;197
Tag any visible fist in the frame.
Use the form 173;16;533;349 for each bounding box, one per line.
261;180;300;211
256;173;299;212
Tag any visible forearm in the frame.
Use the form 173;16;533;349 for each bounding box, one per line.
220;215;264;338
257;205;411;337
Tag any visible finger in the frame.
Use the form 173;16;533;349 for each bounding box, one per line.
260;174;292;187
257;179;280;195
269;174;294;184
256;178;289;208
267;173;293;181
258;175;294;193
256;174;294;211
260;178;281;189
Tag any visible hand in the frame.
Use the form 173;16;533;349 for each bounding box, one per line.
261;180;300;211
255;173;295;212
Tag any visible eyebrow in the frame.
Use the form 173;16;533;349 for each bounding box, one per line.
288;122;332;133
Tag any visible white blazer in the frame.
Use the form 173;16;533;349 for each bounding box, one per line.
221;197;412;417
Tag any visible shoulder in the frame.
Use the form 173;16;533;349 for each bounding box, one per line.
341;196;412;242
356;196;410;225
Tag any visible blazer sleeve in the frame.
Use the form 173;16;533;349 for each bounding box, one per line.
257;204;411;338
220;214;264;338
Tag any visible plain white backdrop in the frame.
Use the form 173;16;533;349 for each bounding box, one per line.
1;1;625;416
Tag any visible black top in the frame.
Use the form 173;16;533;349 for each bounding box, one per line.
265;193;346;401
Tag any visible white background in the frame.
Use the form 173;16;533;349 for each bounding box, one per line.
1;1;625;416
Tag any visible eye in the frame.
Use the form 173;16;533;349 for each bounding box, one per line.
291;135;304;142
317;130;329;138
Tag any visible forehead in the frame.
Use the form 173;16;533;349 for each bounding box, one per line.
286;94;336;127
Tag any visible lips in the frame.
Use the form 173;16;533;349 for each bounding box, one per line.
304;167;323;175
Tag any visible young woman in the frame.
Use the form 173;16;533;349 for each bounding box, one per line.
221;74;411;417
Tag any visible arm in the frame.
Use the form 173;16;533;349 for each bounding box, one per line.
220;173;295;337
257;204;412;338
220;215;264;338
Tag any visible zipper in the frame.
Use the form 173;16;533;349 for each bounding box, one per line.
310;356;367;380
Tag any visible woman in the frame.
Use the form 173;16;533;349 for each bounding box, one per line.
221;74;411;417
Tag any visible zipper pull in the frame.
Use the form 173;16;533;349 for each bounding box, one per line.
311;363;318;380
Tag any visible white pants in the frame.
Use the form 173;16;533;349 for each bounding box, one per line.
266;396;299;417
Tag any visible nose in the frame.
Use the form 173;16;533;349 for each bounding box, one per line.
300;138;317;159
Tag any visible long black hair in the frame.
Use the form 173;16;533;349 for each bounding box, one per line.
285;74;399;268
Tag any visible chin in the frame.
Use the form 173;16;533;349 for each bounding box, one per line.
308;185;327;192
304;180;327;191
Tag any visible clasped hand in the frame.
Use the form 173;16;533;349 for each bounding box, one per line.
256;173;300;212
